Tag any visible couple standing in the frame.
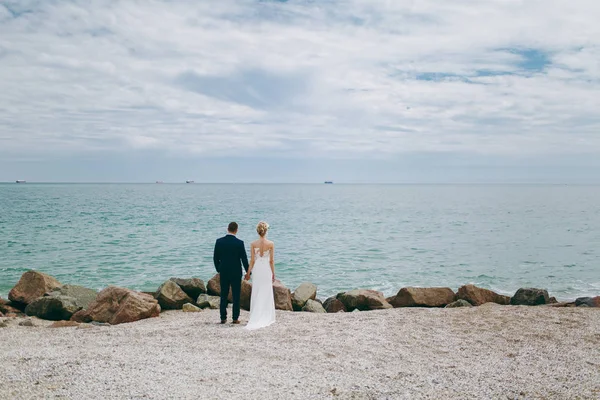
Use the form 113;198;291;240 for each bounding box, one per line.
213;221;276;330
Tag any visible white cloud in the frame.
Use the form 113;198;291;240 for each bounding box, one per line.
0;0;599;161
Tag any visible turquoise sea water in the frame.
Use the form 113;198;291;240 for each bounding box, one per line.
1;183;599;301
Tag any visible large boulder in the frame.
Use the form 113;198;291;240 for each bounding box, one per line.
74;286;160;325
390;287;456;308
273;280;293;311
196;294;220;309
338;290;393;312
25;295;81;320
302;299;326;313
457;284;510;306
155;280;193;310
292;282;318;311
575;297;600;307
49;285;98;310
240;280;252;311
323;296;346;313
207;274;221;296
169;278;206;299
202;274;252;310
8;271;62;305
510;288;551;306
445;299;473;308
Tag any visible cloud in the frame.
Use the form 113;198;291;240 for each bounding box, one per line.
0;0;599;164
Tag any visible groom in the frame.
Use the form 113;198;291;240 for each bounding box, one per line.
213;222;249;324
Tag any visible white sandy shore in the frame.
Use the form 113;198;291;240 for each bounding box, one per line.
1;306;599;400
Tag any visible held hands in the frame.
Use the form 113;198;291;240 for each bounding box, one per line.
244;272;251;281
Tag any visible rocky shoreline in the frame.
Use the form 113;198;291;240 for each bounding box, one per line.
1;270;598;327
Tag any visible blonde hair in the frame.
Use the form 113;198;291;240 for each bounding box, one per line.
256;221;269;237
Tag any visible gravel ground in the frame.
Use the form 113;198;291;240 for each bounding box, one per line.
1;305;599;400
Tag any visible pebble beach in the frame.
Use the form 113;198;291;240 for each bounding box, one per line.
2;306;599;399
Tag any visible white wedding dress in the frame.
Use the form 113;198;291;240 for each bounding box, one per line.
245;248;276;330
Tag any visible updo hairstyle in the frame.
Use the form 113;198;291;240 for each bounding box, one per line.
256;221;269;237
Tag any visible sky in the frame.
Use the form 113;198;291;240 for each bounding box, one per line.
0;0;599;183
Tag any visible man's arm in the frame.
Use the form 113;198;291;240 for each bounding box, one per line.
240;240;249;273
213;240;220;273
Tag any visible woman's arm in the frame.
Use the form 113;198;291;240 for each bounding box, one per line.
270;243;275;281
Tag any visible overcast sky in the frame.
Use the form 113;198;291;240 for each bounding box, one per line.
1;0;599;183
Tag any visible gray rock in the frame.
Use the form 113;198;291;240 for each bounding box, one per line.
302;299;326;313
0;321;8;328
196;294;220;309
445;299;473;308
169;278;206;299
91;321;111;327
25;295;82;321
510;288;550;306
19;319;35;327
49;285;98;310
575;297;600;307
155;280;193;310
292;282;318;311
182;303;202;312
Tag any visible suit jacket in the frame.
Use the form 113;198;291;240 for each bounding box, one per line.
213;234;249;277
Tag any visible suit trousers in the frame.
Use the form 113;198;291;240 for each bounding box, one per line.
220;273;241;321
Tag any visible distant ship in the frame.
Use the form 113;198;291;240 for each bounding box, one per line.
186;180;195;184
324;181;333;184
156;181;164;184
15;180;26;184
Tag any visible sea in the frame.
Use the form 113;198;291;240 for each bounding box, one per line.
1;183;599;301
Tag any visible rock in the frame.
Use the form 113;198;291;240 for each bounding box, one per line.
549;296;558;304
0;297;8;306
0;321;8;328
196;294;220;309
545;302;575;308
169;277;206;299
273;280;293;311
91;321;111;327
575;297;600;307
19;319;35;327
323;297;346;313
292;282;318;311
302;299;326;313
510;288;551;306
154;280;193;310
338;290;393;312
49;285;98;310
390;287;456;308
207;274;221;296
49;320;80;328
445;299;473;308
0;311;3;318
182;303;202;312
8;270;62;305
457;284;510;306
70;309;92;323
82;286;160;325
0;302;25;315
25;295;82;321
201;274;251;310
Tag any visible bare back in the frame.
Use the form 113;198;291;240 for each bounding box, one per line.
251;238;274;258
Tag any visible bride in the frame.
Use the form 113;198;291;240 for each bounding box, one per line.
244;221;276;330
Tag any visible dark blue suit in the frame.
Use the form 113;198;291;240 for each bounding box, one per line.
213;234;249;320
